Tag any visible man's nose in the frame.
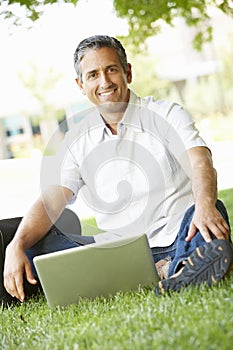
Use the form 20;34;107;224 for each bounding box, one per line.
99;72;111;88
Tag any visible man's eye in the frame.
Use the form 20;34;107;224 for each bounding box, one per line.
108;67;117;73
88;72;97;79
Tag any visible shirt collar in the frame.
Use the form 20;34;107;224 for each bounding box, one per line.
119;90;143;133
87;90;143;143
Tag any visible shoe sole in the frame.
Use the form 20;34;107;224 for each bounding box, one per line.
154;239;233;295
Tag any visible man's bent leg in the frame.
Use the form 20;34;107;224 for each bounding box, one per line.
154;200;233;295
25;226;80;278
0;218;80;306
169;199;231;276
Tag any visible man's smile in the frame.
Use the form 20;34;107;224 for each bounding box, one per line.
98;88;117;97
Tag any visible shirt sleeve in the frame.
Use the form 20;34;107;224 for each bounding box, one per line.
166;103;207;151
150;99;207;157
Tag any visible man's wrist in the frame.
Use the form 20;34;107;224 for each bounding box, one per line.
7;237;27;252
194;193;217;208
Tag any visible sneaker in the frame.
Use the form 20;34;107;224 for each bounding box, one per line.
154;239;233;295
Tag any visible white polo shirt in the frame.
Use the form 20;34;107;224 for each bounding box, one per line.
56;91;207;247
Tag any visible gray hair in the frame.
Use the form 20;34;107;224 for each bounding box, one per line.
74;35;128;81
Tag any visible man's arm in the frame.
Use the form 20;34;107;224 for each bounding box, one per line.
3;185;73;302
186;146;230;243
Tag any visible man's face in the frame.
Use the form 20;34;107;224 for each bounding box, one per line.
76;47;132;108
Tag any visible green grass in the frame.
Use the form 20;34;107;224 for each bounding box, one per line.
1;188;233;350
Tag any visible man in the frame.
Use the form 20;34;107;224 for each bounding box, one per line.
1;35;233;306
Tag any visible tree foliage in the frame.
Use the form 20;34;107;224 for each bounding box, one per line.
1;0;233;49
113;0;233;50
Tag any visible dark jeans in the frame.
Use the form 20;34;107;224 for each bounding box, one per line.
151;199;230;276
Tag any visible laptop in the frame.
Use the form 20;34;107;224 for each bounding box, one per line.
33;233;159;307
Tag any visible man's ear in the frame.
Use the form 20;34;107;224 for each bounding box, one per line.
126;63;132;84
75;78;86;95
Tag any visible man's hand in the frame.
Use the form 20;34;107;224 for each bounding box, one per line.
186;203;230;243
3;243;37;302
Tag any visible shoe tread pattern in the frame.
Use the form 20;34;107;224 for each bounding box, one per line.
155;240;233;295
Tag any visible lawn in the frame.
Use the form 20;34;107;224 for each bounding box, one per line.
1;188;233;350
